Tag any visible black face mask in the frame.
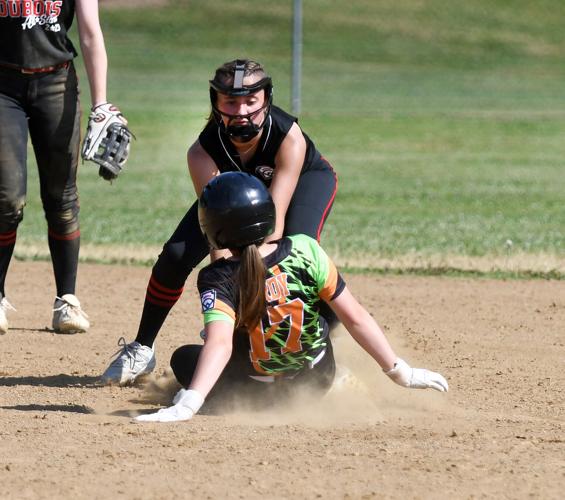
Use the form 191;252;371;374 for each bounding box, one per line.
209;64;274;143
220;105;269;142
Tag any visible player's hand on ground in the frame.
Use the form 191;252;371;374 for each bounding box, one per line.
135;403;194;422
385;358;449;392
135;389;204;423
170;388;203;407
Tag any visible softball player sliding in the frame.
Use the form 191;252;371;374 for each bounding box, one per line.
136;173;448;423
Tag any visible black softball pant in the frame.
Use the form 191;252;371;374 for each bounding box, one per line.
170;333;336;412
0;63;81;297
0;63;81;235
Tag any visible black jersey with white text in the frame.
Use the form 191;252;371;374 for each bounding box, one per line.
197;235;346;376
198;106;325;186
0;0;77;68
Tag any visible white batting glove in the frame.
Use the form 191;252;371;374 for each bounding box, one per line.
385;358;449;392
135;389;204;423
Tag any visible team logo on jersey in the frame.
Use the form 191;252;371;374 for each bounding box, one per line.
255;165;274;182
200;290;216;312
1;1;63;32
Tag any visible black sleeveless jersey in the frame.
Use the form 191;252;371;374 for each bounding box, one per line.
198;105;324;186
0;0;77;69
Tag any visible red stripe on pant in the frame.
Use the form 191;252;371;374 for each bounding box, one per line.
48;228;80;241
146;275;184;307
0;231;17;246
316;157;338;242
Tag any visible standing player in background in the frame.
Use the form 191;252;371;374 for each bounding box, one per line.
0;0;128;333
102;59;338;384
135;173;448;423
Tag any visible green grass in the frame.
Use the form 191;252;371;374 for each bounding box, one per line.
17;0;565;275
340;266;565;281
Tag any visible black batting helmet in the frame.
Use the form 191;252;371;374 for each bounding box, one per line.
198;172;275;250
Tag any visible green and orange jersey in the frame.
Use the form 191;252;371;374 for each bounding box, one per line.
197;234;345;376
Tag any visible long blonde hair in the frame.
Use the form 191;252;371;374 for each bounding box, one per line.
236;244;267;330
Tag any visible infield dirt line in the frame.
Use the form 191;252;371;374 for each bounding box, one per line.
13;243;564;275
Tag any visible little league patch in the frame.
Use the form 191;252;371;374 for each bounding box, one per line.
200;290;216;312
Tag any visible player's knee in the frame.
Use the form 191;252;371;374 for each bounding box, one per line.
159;240;189;266
153;240;196;282
170;344;202;387
0;198;25;232
45;206;80;236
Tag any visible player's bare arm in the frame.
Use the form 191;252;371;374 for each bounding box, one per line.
328;287;397;371
135;320;234;423
266;123;306;241
187;141;220;197
187;142;229;261
75;0;107;107
187;321;234;398
328;287;448;392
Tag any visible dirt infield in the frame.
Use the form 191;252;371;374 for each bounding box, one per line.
0;260;563;499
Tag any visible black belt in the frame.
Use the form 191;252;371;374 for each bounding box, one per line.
0;61;70;74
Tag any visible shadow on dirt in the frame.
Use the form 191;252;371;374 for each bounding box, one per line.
12;327;88;336
0;374;102;388
1;403;95;414
108;409;141;418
